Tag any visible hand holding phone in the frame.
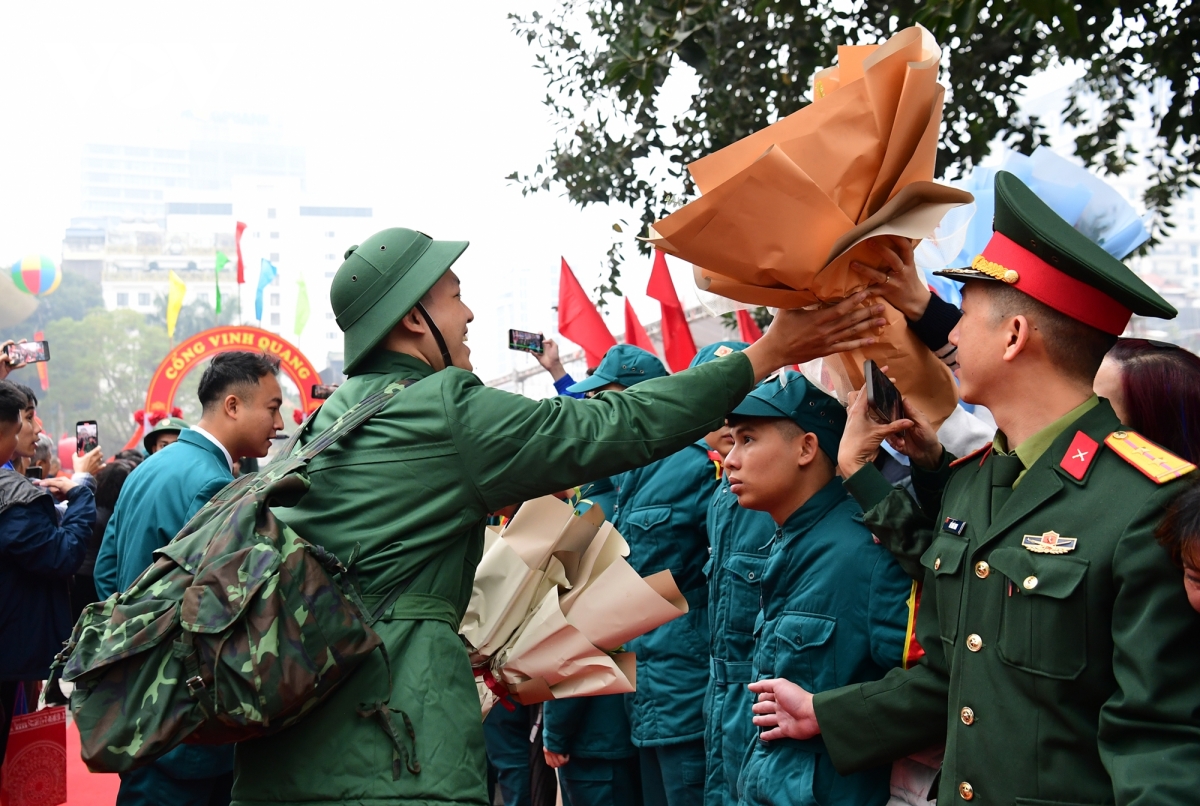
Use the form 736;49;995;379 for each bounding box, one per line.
76;420;99;457
5;340;50;364
508;329;545;355
25;466;44;480
863;360;902;424
311;384;339;400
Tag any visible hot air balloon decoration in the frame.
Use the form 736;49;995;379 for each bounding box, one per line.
11;255;62;297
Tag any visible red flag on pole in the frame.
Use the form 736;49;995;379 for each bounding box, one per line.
623;299;656;352
645;249;697;372
558;258;616;367
33;330;48;391
235;221;247;284
735;309;763;343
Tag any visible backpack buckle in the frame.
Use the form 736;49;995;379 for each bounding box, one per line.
186;675;207;694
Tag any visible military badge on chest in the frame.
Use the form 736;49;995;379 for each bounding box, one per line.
942;517;967;536
1021;530;1078;554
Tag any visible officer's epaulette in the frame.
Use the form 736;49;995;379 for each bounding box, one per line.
1104;430;1197;484
950;443;992;469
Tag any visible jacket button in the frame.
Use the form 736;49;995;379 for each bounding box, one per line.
1023;575;1038;590
960;706;975;725
748;572;755;580
959;781;974;800
934;557;942;570
974;561;989;579
966;634;983;652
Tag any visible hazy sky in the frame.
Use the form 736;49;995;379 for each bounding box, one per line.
0;1;706;380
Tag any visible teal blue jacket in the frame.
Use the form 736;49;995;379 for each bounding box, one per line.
612;439;719;747
543;478;636;761
94;427;235;780
703;480;775;806
738;478;910;806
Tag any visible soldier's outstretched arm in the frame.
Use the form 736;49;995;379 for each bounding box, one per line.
1099;483;1200;802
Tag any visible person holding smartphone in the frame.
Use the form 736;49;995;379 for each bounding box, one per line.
0;379;96;773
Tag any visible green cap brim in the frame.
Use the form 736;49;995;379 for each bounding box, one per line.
730;397;791;420
566;372;618;394
342;239;469;374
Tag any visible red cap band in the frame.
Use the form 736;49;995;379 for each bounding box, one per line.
976;233;1132;335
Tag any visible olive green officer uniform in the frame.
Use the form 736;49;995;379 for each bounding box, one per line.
230;229;758;806
811;174;1200;803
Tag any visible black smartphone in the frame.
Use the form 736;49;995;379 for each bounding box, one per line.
76;420;99;456
311;383;339;400
864;360;903;424
25;466;44;480
508;329;544;355
5;340;50;364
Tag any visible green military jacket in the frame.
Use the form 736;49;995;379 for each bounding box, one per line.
815;400;1200;804
231;350;754;806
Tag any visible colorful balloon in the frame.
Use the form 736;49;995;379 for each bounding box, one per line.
11;255;61;296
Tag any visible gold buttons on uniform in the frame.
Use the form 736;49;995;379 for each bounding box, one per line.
960;706;975;725
966;634;982;652
959;781;974;801
974;561;989;578
934;557;942;570
1023;576;1038;590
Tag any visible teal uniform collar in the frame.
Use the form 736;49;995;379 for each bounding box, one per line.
175;429;235;475
776;476;848;544
349;350;437;380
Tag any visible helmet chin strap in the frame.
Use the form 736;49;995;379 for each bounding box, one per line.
415;302;455;370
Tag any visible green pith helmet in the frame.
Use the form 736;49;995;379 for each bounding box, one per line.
331;228;469;375
142;417;190;454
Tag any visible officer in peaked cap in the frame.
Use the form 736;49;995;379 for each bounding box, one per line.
753;172;1200;805
229;227;890;806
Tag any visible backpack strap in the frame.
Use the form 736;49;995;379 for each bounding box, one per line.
274;380;417;467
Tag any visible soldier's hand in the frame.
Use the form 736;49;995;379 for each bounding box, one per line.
885;398;943;471
543;749;570;769
837;388;914;479
744;291;885;382
852;235;932;321
749;678;819;741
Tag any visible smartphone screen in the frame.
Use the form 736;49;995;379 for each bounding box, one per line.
5;340;50;364
25;466;44;480
864;360;902;424
76;420;99;456
508;329;544;355
311;384;339;400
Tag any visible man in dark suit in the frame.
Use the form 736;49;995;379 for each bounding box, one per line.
95;351;283;806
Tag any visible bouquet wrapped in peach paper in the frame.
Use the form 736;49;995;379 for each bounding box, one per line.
648;25;972;424
460;495;688;716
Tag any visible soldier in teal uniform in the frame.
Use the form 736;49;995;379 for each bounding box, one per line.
570;345;720;806
699;353;777;806
753;173;1200;805
722;372;910;806
230;228;889;806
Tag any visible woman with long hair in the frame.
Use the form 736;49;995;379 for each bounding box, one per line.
1094;338;1200;463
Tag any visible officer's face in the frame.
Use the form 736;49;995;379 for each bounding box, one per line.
424;271;475;371
949;283;1008;405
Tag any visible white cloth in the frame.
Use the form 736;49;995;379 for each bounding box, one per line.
190;424;235;473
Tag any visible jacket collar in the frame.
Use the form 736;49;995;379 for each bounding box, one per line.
348;350;436;380
176;428;235;475
778;476;848;544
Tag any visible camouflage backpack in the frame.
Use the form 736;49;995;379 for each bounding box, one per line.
50;382;418;774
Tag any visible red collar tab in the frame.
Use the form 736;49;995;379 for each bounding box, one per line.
1060;430;1099;481
977;232;1132;335
707;449;724;480
950;443;992;468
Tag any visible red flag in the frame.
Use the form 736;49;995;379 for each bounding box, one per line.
735;309;763;343
623;299;656;352
235;221;248;284
33;330;48;391
645;249;697;372
558;259;616;366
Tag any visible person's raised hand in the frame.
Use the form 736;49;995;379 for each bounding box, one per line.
543;749;570;769
743;291;886;383
534;338;567;381
36;476;78;501
884;398;943;471
74;446;104;476
748;678;820;741
0;340;28;381
852;235;931;322
837;386;915;479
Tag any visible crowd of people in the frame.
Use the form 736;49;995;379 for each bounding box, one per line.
1;170;1200;806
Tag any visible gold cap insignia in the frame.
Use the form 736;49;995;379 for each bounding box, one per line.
970;254;1019;284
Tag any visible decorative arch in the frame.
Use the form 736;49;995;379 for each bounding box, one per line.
124;325;323;450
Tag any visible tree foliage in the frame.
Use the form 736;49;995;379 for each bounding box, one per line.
510;0;1199;301
0;272;104;343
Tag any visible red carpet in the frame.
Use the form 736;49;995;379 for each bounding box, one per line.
65;718;119;806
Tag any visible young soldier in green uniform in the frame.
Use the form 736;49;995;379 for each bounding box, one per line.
725;372;911;805
694;343;777;806
230;227;889;806
142;416;189;455
571;344;729;806
750;173;1200;804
